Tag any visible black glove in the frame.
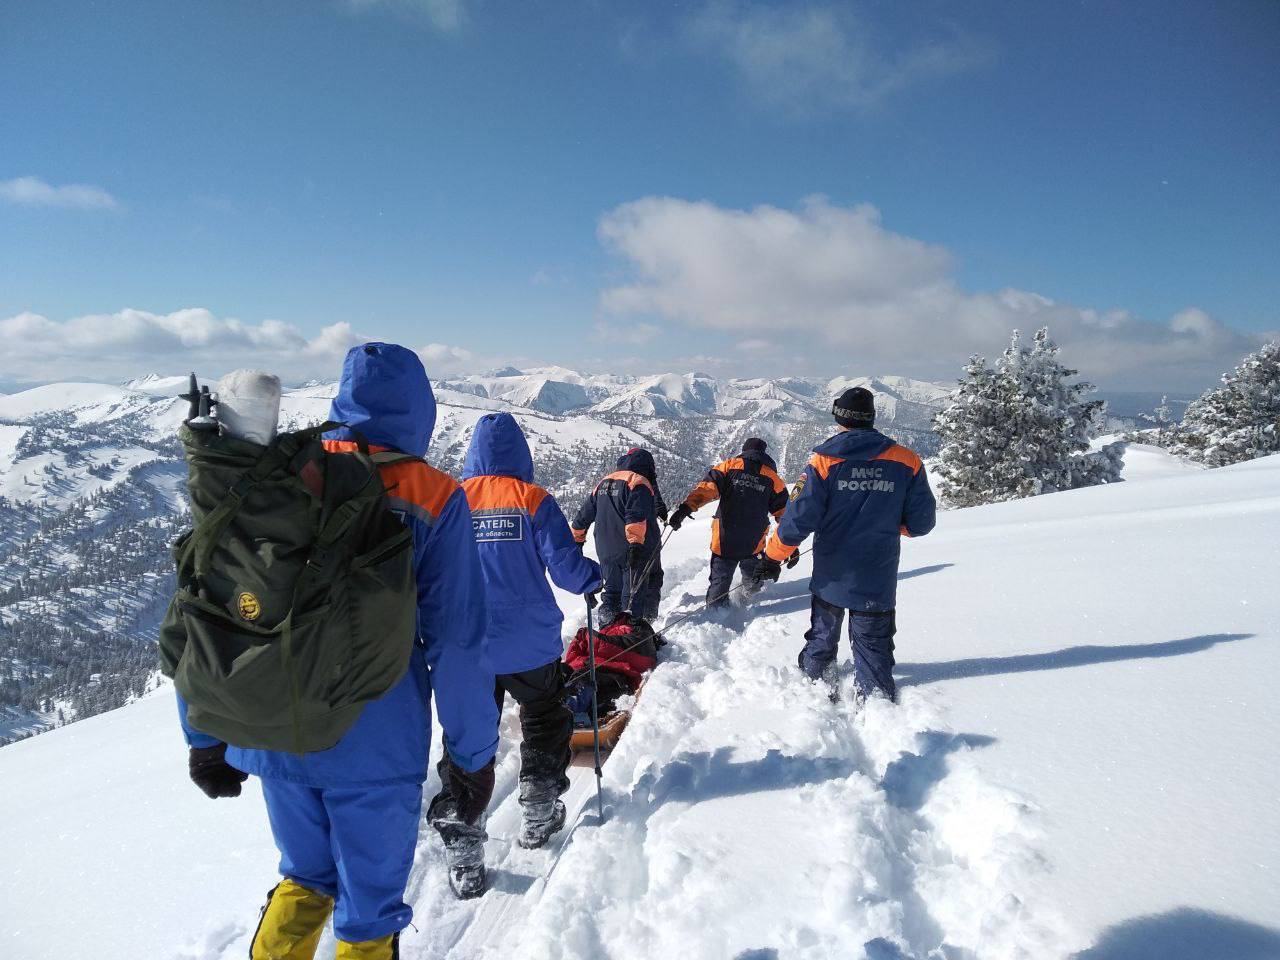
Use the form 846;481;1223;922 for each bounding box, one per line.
668;503;694;530
656;503;669;524
445;756;496;825
753;555;782;585
627;543;647;571
188;744;248;799
785;550;801;570
586;586;601;610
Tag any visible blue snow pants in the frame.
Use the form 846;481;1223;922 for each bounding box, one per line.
599;556;663;623
800;594;897;700
260;778;423;942
707;554;761;607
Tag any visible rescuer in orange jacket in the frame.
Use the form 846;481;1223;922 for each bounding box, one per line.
571;448;664;622
668;438;790;607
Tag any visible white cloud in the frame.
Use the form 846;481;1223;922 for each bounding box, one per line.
0;176;120;211
306;321;366;356
592;320;663;346
598;195;1268;390
0;308;381;383
344;0;464;31
417;342;473;373
687;1;988;115
735;338;773;353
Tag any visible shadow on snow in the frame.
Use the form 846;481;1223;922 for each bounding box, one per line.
895;634;1254;688
1073;908;1280;960
881;730;998;812
632;746;857;810
752;563;955;618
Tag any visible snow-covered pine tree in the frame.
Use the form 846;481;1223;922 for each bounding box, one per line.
933;354;1031;506
1170;341;1280;466
1154;395;1173;435
934;328;1123;507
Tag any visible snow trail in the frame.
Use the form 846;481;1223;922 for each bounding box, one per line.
407;559;1073;959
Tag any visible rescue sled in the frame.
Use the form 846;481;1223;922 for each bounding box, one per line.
562;613;657;762
569;679;644;757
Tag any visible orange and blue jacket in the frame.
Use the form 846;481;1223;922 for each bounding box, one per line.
461;413;601;675
682;449;789;560
571;448;662;564
765;427;936;612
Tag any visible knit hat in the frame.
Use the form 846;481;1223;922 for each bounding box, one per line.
832;387;875;428
742;437;767;455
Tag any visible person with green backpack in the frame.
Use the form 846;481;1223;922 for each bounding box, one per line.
162;345;499;960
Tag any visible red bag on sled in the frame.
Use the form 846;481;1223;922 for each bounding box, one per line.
564;613;658;753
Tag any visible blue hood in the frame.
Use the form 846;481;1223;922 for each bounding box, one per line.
462;412;534;482
813;427;896;461
326;343;436;456
617;447;658;484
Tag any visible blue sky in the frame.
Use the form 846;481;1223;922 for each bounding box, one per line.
1;0;1276;391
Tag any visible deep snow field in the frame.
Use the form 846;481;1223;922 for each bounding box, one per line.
1;446;1278;959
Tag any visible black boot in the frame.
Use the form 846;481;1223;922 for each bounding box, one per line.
518;776;568;849
428;786;488;900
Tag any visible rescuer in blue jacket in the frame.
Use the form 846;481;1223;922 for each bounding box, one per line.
571;448;665;622
459;412;601;850
177;344;500;954
758;387;936;701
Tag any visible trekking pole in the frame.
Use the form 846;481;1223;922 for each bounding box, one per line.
631;524;674;601
585;597;606;824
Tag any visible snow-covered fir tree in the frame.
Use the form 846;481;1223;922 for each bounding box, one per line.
931;355;1028;507
1154;395;1173;435
1169;341;1280;467
933;328;1123;508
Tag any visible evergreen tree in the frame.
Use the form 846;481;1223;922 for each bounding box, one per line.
1154;396;1173;435
932;354;1029;507
1170;342;1280;467
934;328;1123;507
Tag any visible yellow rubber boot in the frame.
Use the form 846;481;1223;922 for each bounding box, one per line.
335;933;400;959
249;879;335;960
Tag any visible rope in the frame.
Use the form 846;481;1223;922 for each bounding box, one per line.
629;524;674;599
566;546;811;687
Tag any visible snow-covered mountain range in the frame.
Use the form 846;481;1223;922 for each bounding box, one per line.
0;367;950;742
439;367;950;423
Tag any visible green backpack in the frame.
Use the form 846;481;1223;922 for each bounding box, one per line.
159;421;418;754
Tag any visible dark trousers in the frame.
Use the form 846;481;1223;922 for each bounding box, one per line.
428;660;571;829
494;660;572;800
800;595;897;700
599;556;664;623
706;554;762;607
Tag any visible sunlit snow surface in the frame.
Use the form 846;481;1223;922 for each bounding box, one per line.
1;450;1277;959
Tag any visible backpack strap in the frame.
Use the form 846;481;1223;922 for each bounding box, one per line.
370;450;424;466
310;449;421;550
182;421;347;579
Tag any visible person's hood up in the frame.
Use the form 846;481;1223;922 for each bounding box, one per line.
616;447;658;484
462;412;534;482
326;343;436;456
740;446;777;471
812;427;895;461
